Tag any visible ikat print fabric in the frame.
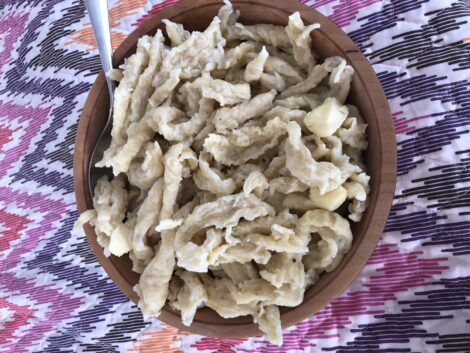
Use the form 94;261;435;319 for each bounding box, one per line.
0;0;469;352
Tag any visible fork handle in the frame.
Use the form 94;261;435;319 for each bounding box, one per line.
85;0;115;100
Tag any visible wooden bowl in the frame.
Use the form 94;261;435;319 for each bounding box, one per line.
74;0;396;338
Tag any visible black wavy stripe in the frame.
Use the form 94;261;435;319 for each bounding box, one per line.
47;120;78;171
323;277;470;352
385;206;447;238
427;334;470;353
29;0;101;74
375;71;470;176
80;309;148;352
395;109;469;176
408;41;470;72
377;72;470;106
33;0;100;171
348;0;431;51
403;216;470;256
424;277;470;353
44;308;148;353
397;150;470;212
369;2;470;71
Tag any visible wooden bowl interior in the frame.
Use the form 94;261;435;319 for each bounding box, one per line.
74;0;396;338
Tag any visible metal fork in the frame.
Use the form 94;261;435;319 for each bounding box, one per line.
85;0;115;197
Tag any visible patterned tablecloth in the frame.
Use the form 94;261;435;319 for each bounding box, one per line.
1;0;469;352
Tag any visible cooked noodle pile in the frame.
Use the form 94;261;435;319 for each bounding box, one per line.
75;1;370;345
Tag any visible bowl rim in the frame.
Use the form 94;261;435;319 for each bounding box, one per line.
73;0;397;338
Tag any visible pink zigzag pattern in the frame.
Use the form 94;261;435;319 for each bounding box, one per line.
1;4;105;353
0;124;14;154
305;0;381;28
0;209;29;253
0;101;51;178
0;298;37;347
0;188;70;269
0;187;81;353
0;13;28;74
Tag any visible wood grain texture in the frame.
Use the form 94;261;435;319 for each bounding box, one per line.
73;0;397;338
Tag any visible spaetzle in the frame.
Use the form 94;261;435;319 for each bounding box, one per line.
76;1;370;346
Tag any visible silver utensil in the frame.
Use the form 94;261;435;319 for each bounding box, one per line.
85;0;115;197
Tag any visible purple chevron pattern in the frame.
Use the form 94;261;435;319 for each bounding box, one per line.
0;0;469;352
